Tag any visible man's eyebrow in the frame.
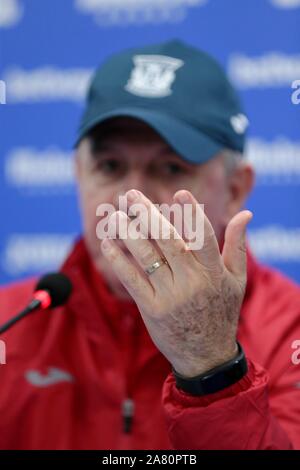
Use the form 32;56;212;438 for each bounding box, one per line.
89;137;117;154
157;145;189;162
158;145;178;155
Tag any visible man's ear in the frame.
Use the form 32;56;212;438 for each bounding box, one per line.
74;138;90;182
74;149;80;181
224;162;255;224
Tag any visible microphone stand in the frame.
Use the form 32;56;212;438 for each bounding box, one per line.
0;299;41;334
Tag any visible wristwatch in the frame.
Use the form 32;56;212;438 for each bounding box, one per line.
173;342;248;396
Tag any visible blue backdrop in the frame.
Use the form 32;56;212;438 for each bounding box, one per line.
0;0;299;285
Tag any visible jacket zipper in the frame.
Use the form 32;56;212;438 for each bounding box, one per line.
121;307;139;435
122;397;135;434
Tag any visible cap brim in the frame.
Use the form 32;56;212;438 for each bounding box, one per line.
76;107;223;164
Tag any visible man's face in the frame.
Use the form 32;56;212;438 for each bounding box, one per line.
75;117;250;299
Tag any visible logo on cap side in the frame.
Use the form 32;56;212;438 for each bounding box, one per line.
125;54;184;98
230;113;249;134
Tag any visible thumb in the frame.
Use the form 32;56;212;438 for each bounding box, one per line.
222;210;253;283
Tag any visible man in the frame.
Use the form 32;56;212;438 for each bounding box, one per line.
0;39;299;449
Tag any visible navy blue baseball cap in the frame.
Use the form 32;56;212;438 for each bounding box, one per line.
77;39;249;163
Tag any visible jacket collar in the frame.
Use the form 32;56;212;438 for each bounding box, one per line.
60;237;140;333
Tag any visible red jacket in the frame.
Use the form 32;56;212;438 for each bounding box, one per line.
0;238;299;450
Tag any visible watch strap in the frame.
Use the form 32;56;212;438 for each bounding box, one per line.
173;342;248;396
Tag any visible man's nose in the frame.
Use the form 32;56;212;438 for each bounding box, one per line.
114;171;156;205
122;171;153;196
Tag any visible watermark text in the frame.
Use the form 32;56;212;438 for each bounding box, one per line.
0;340;6;364
96;196;205;250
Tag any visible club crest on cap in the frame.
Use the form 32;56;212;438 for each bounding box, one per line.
125;54;184;98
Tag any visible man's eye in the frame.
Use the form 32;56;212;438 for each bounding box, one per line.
162;162;185;175
98;159;121;174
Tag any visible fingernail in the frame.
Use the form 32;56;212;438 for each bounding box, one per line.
126;189;140;202
176;191;190;204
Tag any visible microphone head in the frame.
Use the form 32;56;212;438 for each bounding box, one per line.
35;273;73;308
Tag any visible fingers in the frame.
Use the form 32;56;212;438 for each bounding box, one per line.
100;236;154;303
103;189;247;295
222;210;253;285
173;190;221;271
109;210;173;288
125;189;193;272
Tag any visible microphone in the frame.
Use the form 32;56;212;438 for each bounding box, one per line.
0;273;73;334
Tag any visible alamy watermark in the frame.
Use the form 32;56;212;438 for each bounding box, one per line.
0;340;6;364
291;340;300;365
96;196;205;250
291;79;300;105
0;80;6;104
